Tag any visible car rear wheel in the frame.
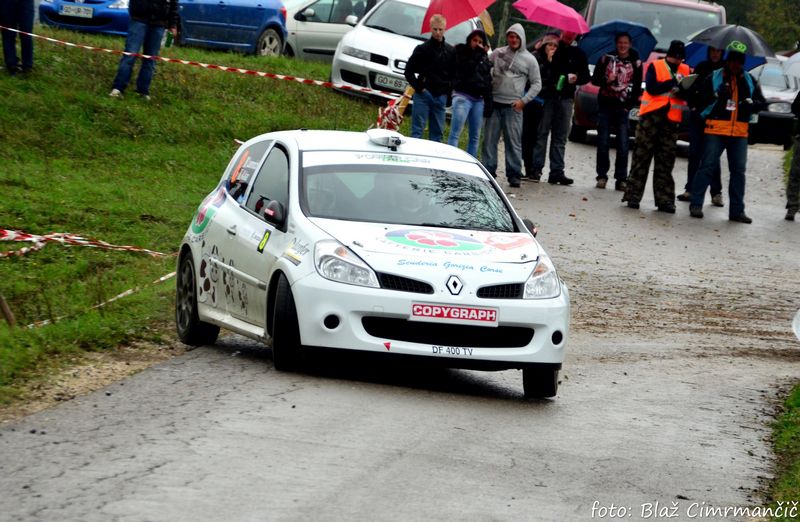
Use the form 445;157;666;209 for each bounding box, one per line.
271;274;303;371
176;254;220;346
568;122;588;143
256;28;283;57
522;365;559;399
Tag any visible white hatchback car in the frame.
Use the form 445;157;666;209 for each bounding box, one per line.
284;0;371;61
330;0;484;96
176;129;570;398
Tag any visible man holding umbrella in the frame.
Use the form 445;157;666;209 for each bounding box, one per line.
689;43;766;223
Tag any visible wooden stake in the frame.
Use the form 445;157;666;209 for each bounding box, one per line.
0;294;16;327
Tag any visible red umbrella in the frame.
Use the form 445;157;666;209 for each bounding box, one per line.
511;0;589;35
421;0;496;34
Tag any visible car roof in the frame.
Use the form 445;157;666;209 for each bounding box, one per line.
265;129;476;160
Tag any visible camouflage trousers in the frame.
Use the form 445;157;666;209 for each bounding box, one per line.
623;110;679;206
787;136;800;212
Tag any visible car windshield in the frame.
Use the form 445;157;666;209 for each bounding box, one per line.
758;67;794;90
592;0;723;51
364;0;476;42
301;154;514;231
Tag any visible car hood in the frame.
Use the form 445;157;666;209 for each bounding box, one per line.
310;219;541;266
343;25;420;59
761;86;798;103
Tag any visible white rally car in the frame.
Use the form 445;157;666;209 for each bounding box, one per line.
176;129;570;398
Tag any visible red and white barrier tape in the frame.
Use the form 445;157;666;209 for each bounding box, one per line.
0;229;173;258
0;25;401;100
27;271;176;328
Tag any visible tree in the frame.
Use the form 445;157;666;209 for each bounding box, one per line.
749;0;800;51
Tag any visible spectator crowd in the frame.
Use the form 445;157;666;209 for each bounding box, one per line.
403;14;800;224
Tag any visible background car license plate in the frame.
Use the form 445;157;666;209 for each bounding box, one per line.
374;74;407;91
60;5;93;18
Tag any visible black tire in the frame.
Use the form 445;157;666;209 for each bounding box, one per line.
568;123;588;143
175;255;220;346
256;28;283;57
271;274;302;371
522;366;559;399
784;140;792;151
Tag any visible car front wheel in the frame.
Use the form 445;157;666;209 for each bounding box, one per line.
522;365;559;399
176;254;220;346
271;274;303;370
256;28;283;57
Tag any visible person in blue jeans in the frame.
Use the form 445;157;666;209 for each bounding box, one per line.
447;29;492;157
404;14;454;142
0;0;34;75
590;32;642;191
689;48;765;223
110;0;178;99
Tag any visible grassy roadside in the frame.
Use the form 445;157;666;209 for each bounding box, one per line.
770;385;800;521
0;27;382;403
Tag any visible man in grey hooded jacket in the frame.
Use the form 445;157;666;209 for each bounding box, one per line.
481;23;542;188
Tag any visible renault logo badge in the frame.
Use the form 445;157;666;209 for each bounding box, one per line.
446;275;463;295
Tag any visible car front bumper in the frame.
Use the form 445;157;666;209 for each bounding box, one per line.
750;111;796;148
39;3;129;36
290;273;570;369
331;51;408;98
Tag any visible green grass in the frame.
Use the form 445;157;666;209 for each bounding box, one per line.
0;27;384;402
770;384;800;521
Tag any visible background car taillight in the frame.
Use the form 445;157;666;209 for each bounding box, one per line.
280;6;287;22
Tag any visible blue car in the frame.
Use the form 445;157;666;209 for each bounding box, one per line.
39;0;130;36
178;0;288;56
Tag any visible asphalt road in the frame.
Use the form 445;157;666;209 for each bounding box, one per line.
1;140;799;522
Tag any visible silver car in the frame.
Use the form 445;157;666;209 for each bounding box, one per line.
330;0;483;97
284;0;372;61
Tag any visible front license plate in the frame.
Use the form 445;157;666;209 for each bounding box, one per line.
374;74;407;91
628;108;640;121
411;303;498;326
60;5;93;18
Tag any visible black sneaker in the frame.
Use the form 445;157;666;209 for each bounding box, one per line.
689;206;703;218
626;201;640;209
525;171;542;182
657;203;676;213
548;175;574;185
595;178;607;189
676;191;691;202
729;214;752;224
614;180;627;191
509;178;521;188
787;210;797;221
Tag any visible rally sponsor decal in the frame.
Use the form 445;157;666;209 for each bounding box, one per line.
483;234;534;251
191;188;226;235
257;230;271;253
411;303;498;325
386;229;484;252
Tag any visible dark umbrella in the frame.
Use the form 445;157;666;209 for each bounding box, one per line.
578;19;657;64
684;42;766;71
689;24;775;59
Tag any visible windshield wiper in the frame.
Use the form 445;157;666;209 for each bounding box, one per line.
367;25;397;34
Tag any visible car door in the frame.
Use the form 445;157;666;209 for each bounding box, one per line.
229;143;292;326
293;0;355;60
178;0;228;44
221;0;266;48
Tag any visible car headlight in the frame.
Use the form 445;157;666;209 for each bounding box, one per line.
315;240;379;288
767;102;792;113
109;0;129;8
523;254;561;299
341;45;370;61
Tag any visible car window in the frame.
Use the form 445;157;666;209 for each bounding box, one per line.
302;164;514;231
245;145;290;217
227;140;272;203
591;0;723;50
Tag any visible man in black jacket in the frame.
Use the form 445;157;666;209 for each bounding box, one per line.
786;91;800;221
404;14;454;142
109;0;178;99
531;30;589;185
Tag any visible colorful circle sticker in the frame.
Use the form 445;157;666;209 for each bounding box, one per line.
385;229;484;251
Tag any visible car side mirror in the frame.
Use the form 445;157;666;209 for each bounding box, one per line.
345;14;358;26
263;200;286;228
296;8;314;21
522;218;537;238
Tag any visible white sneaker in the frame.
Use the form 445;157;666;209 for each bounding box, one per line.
109;88;122;98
